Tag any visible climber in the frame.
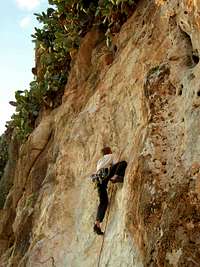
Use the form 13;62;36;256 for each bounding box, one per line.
91;146;127;235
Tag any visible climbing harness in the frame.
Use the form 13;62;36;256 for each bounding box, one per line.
90;167;111;189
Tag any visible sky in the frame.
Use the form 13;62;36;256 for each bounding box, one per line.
0;0;49;134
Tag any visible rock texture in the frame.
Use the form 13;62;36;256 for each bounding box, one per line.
1;0;200;266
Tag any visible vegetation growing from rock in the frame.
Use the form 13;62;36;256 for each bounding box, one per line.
0;134;8;180
7;0;136;142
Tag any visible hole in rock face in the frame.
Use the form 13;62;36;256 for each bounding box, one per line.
192;54;199;65
178;89;182;96
197;90;200;97
190;49;200;67
184;11;188;15
179;28;198;67
178;84;183;95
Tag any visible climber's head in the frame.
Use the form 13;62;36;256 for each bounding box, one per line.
101;146;112;155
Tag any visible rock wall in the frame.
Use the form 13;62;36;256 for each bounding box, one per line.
1;0;200;266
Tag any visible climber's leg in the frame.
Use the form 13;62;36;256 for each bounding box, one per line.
94;186;108;235
110;161;127;183
96;186;108;222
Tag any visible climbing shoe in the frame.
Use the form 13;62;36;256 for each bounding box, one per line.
93;224;104;235
110;175;124;183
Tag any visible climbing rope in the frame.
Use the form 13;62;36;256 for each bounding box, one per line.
97;183;115;267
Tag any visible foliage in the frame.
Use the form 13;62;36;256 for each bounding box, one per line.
9;90;40;140
0;134;9;179
8;0;136;142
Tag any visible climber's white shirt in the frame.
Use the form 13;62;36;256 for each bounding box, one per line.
96;154;116;172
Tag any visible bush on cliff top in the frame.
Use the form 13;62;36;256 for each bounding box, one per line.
7;0;136;142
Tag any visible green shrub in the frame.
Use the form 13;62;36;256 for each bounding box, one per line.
8;0;136;142
9;90;40;141
0;134;8;179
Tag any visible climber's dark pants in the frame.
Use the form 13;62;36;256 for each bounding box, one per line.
96;160;127;222
109;160;127;179
96;186;108;222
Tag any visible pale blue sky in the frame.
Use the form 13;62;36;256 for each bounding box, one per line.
0;0;49;134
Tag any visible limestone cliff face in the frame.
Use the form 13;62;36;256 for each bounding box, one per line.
1;0;200;266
